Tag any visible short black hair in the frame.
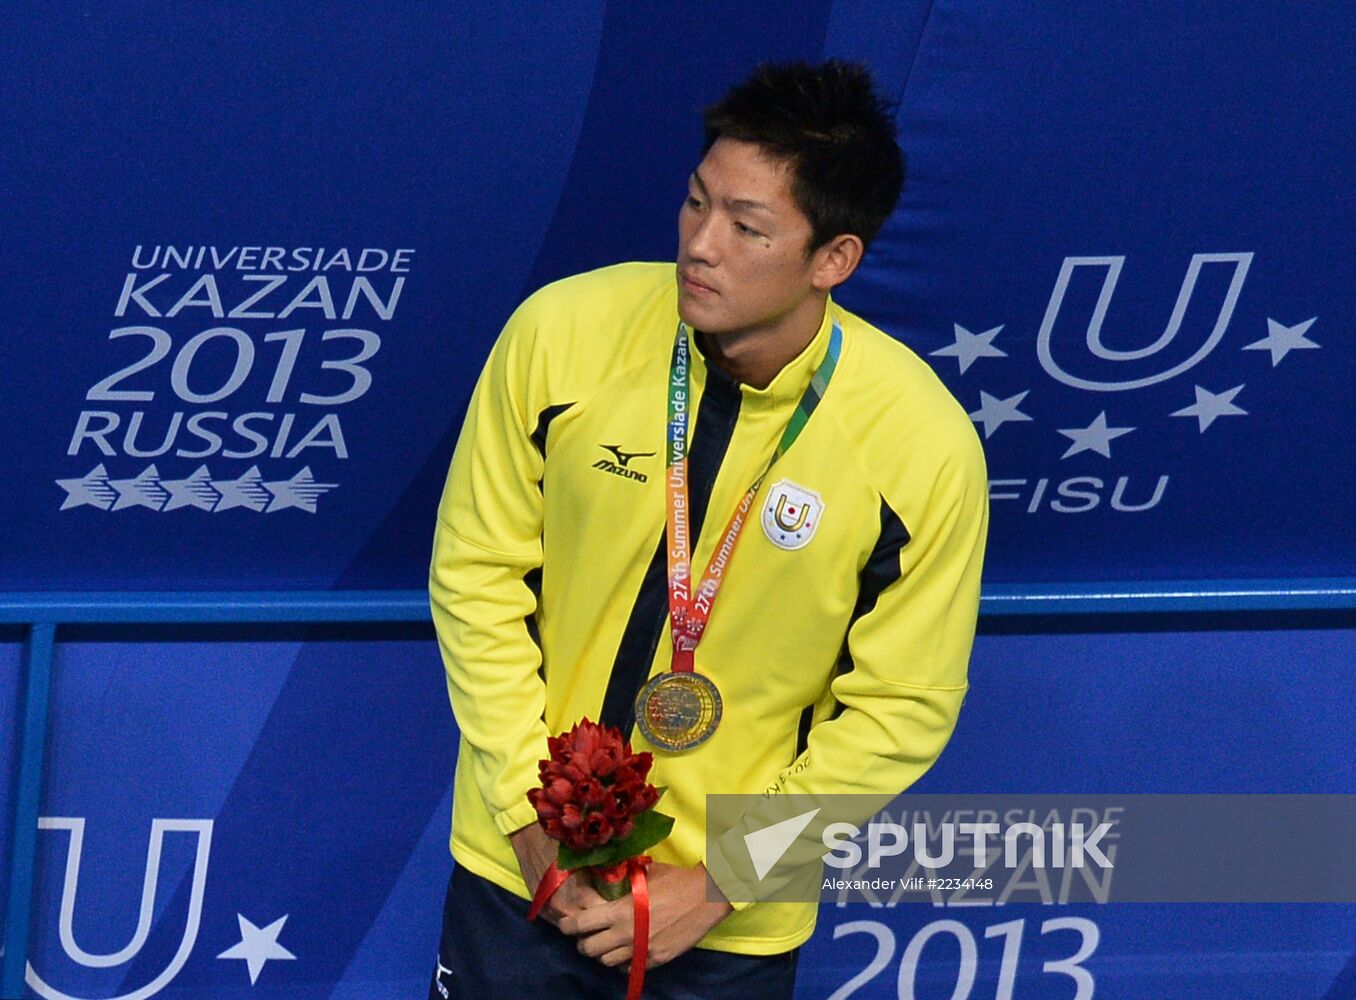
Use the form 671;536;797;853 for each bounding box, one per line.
703;60;905;253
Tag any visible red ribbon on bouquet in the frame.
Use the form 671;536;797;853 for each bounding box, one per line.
528;855;653;1000
524;720;674;1000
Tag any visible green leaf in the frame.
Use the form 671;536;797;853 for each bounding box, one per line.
590;872;631;901
553;809;675;871
558;841;624;871
617;808;675;856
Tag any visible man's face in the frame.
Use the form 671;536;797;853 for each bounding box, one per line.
676;137;823;339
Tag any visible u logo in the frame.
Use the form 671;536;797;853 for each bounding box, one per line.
26;817;213;1000
761;480;823;551
772;495;810;532
1037;252;1253;391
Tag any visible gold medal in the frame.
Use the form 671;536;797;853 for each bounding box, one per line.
634;672;723;752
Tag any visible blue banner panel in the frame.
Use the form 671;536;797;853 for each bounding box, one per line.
1;3;606;590
798;903;1355;999
4;3;1354;589
0;637;23;919
327;788;453;1000
927;627;1356;796
9;624;1353;997
23;632;453;999
842;3;1356;582
789;625;1356;998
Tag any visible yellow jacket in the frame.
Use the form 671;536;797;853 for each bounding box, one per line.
430;262;988;953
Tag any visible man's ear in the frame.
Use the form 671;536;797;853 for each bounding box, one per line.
811;234;865;291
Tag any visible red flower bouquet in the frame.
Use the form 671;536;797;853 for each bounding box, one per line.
525;719;673;1000
526;718;673;897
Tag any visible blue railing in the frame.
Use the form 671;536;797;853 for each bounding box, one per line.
3;579;1355;996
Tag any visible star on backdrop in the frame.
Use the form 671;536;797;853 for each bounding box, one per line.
56;464;118;510
56;464;337;513
1242;317;1319;367
217;913;296;985
162;466;222;511
109;465;170;510
968;389;1034;439
213;466;272;512
264;467;339;513
1057;412;1135;459
1171;385;1247;433
930;323;1008;375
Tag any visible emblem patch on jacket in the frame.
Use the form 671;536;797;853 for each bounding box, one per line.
761;479;823;550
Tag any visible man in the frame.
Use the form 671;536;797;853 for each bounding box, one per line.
429;60;987;998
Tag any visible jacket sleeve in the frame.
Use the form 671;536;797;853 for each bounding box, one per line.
776;437;988;798
429;296;552;836
705;430;989;904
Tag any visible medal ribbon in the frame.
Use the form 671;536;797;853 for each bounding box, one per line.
664;320;841;673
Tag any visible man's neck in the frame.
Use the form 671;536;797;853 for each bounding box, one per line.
696;300;827;390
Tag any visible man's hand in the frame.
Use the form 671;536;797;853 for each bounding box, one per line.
509;823;606;927
557;862;733;970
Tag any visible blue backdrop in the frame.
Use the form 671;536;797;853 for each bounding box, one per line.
3;2;1354;998
8;2;1350;590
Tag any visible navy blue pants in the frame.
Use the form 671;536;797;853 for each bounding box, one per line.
428;865;799;999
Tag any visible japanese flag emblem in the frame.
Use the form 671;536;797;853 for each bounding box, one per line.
761;479;824;550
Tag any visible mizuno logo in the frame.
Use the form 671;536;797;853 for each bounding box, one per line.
600;444;655;467
593;443;654;483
